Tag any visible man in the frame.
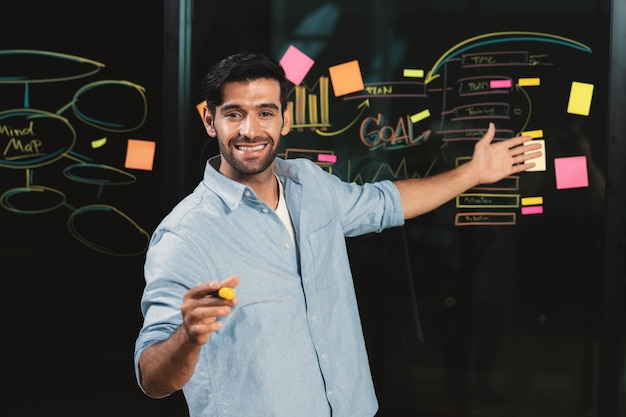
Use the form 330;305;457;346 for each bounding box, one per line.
134;52;541;417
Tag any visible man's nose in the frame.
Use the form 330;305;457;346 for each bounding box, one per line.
239;116;260;138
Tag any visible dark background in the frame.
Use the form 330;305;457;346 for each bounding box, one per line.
1;1;623;416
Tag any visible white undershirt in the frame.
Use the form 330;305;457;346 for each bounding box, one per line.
275;176;296;245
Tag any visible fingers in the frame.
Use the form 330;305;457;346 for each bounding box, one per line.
220;275;240;289
511;141;542;160
192;275;240;299
479;122;496;144
192;280;222;298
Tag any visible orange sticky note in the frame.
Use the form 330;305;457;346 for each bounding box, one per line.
328;60;364;97
125;139;156;171
196;101;206;119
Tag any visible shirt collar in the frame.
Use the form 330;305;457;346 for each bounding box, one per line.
203;156;301;211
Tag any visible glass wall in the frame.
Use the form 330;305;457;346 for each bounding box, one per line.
183;1;621;416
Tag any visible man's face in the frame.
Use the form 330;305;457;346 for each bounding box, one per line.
203;78;290;181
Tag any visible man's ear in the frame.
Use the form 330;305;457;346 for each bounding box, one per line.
280;108;291;136
203;106;216;137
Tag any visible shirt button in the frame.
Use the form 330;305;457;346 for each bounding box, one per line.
283;242;289;249
244;190;251;197
262;208;268;213
327;390;332;396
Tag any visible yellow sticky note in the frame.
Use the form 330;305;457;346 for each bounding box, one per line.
567;81;594;116
525;139;545;172
125;139;156;171
410;109;431;124
403;68;424;78
91;137;107;148
521;196;543;206
518;78;540;87
521;130;543;139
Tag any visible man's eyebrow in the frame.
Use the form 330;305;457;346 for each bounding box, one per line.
219;102;280;112
219;103;242;112
257;103;280;111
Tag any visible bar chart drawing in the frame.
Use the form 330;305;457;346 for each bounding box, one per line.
289;76;331;130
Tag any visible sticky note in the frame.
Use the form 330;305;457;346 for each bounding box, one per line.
328;60;364;97
410;109;431;124
521;196;543;206
91;137;107;148
525;139;545;172
317;153;337;163
125;139;156;171
490;79;512;89
521;205;543;215
279;45;315;86
521;130;543;139
196;101;206;120
567;81;594;116
554;156;588;189
518;78;540;87
403;68;424;78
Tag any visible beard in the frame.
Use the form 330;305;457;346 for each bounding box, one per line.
218;134;280;176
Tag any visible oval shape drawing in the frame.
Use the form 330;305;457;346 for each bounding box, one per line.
72;80;147;132
0;109;76;169
1;185;66;214
68;204;150;256
64;163;137;186
0;49;104;84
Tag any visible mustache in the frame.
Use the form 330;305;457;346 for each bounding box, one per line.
231;135;273;145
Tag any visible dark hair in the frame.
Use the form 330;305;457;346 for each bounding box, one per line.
200;52;290;115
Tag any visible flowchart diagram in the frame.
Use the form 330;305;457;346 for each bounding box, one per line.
0;50;153;256
277;32;596;225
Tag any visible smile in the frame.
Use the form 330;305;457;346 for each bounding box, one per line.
236;144;266;152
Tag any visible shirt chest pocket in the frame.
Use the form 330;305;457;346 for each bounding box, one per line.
305;220;350;290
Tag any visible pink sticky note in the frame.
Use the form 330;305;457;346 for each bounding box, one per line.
279;45;315;86
490;79;512;89
328;60;364;97
317;153;337;163
125;139;156;171
554;156;588;189
521;205;543;215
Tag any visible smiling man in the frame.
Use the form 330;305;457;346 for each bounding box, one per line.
133;52;541;417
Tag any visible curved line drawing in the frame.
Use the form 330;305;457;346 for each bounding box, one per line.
425;32;592;84
67;204;150;257
315;99;370;136
0;49;105;84
0;108;76;169
63;163;137;186
1;185;66;214
71;80;148;131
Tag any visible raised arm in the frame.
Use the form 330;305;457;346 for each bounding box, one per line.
394;123;542;220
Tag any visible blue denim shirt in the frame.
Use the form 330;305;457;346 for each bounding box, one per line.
134;156;405;417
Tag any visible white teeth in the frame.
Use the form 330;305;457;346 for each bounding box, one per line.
238;144;265;151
